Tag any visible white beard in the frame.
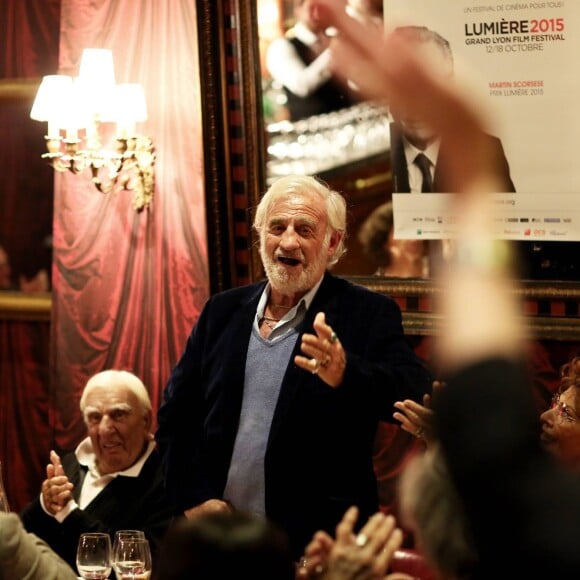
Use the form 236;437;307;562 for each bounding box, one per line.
260;236;329;296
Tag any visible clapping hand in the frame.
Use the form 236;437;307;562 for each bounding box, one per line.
393;381;446;446
41;450;73;515
295;312;346;388
298;506;404;580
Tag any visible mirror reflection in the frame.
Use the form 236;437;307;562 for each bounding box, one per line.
257;0;579;281
258;0;394;276
0;81;53;293
260;0;389;180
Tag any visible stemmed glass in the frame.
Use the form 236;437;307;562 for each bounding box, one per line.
112;530;145;558
76;532;112;579
112;537;152;580
112;531;146;580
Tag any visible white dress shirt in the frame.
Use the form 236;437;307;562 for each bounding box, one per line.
265;22;332;97
403;138;441;193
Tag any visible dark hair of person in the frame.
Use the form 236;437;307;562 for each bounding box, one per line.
559;355;580;393
357;201;394;268
154;511;295;580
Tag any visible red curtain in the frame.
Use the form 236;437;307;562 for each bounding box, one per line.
0;0;61;78
0;0;60;512
0;0;59;286
0;320;51;512
51;0;208;450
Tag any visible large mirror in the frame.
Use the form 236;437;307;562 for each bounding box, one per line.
0;79;53;320
249;0;580;340
257;0;392;277
254;0;580;283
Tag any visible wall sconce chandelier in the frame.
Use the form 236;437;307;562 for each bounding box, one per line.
30;49;155;212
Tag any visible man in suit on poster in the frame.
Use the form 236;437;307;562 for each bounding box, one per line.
388;25;516;195
155;174;432;560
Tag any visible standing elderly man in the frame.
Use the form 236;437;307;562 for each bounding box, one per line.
20;370;174;569
155;174;432;559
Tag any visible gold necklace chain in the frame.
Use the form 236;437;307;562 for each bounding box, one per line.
261;306;291;331
261;317;278;330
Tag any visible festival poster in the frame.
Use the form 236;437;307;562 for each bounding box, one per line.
393;192;580;241
385;0;580;241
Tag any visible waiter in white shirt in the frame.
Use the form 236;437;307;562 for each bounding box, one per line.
266;0;356;122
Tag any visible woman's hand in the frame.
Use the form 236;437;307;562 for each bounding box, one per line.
393;381;445;446
321;506;403;580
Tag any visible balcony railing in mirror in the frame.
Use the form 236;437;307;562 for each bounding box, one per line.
264;98;391;183
30;49;155;212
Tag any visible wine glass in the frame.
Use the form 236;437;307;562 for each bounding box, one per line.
112;530;145;577
112;537;152;580
112;531;145;555
76;532;112;579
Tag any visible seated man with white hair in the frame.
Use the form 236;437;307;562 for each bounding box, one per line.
20;370;174;570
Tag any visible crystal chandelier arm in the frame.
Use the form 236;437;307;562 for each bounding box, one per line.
30;51;155;211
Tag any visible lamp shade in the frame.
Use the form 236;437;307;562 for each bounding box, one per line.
30;75;73;122
78;49;115;87
30;75;75;138
77;48;117;120
115;84;148;138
